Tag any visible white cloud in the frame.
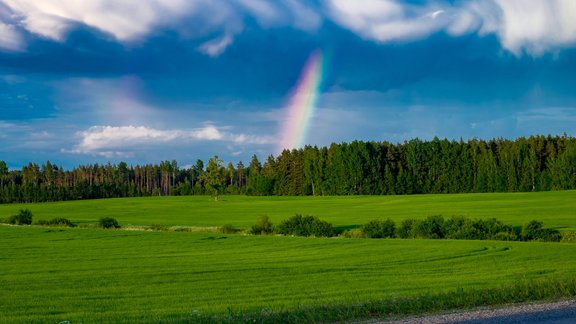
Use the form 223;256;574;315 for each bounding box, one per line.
3;0;194;41
3;0;574;56
238;0;282;27
327;0;450;42
326;0;576;56
2;0;322;56
199;34;233;57
284;0;322;31
68;125;274;157
0;23;23;51
492;0;576;55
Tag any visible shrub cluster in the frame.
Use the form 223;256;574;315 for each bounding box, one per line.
522;220;561;242
1;210;77;228
35;217;75;227
355;215;561;242
362;219;395;238
99;217;120;229
561;231;576;243
4;209;34;225
250;215;274;235
276;214;336;237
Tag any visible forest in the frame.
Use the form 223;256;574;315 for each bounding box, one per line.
1;135;575;203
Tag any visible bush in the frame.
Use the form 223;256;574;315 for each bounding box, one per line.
99;217;120;229
538;228;562;242
522;220;544;241
473;218;515;240
34;219;50;226
34;217;75;227
362;219;396;238
562;231;576;243
522;220;561;242
250;215;274;235
277;214;336;237
398;219;418;238
492;231;518;241
341;229;366;238
443;216;479;240
8;209;33;225
47;217;75;227
414;215;445;239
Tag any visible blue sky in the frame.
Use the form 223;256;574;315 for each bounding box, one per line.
1;0;575;169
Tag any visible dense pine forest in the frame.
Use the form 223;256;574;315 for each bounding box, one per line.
1;135;575;203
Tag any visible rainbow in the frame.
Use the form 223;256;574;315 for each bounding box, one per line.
277;50;324;153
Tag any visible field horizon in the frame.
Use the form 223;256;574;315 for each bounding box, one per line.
1;190;574;230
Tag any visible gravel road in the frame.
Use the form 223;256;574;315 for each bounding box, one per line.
376;299;576;324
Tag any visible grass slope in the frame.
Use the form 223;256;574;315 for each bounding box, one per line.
1;226;576;323
0;191;575;230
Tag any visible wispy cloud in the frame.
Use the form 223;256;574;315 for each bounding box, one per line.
3;0;194;42
326;0;576;56
67;125;274;158
2;0;321;56
199;34;233;57
2;0;574;56
326;0;451;43
0;23;23;51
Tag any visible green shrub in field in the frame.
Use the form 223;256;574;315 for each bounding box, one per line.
414;215;445;239
492;231;518;241
443;216;479;240
47;217;75;227
473;218;516;240
342;228;366;238
33;219;50;226
362;219;396;238
522;220;544;241
522;220;561;242
250;215;274;235
561;231;576;243
398;218;418;238
7;209;33;225
35;217;75;227
277;214;336;237
99;217;120;229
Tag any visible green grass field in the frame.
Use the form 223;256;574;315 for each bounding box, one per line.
1;225;576;323
0;190;575;230
2;191;576;322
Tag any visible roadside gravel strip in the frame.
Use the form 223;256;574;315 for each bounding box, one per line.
378;299;576;324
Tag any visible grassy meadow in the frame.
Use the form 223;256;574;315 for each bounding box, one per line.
0;190;575;230
1;190;576;322
1;225;576;323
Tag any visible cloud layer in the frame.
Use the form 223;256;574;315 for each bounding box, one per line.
2;0;575;56
1;0;575;56
69;125;274;158
327;0;576;56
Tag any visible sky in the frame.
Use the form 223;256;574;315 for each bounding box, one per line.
1;0;575;169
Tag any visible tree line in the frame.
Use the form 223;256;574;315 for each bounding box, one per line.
1;135;575;203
